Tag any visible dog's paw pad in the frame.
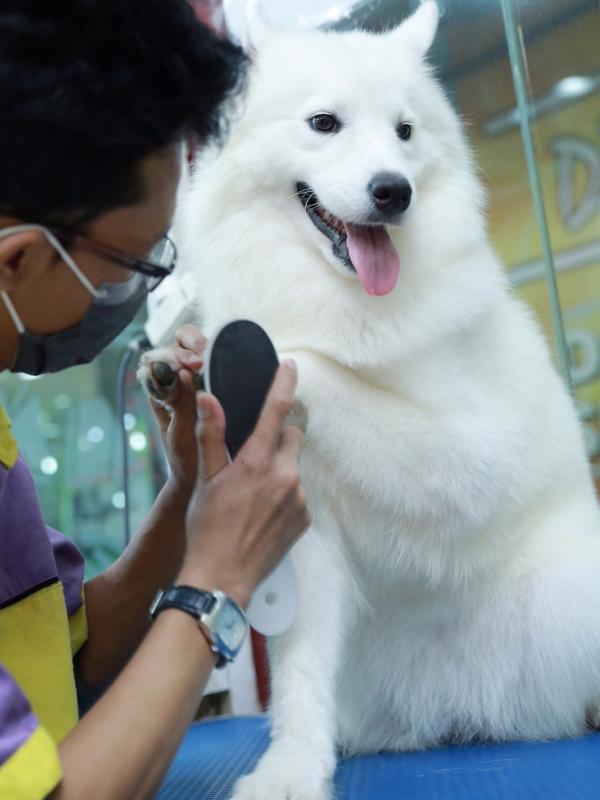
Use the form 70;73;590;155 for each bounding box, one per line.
152;360;178;388
137;348;182;405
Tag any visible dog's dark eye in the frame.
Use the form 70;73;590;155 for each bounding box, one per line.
309;113;341;134
397;123;412;141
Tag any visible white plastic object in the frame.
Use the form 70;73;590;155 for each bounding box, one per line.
246;555;298;636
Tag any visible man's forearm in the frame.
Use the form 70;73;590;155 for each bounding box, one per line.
78;480;191;689
53;609;216;800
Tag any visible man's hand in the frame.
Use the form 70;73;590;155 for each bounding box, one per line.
179;359;310;608
138;324;206;494
79;325;210;690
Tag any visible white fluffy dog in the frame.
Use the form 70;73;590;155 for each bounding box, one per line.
142;3;600;798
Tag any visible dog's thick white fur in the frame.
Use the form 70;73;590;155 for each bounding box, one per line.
157;3;600;797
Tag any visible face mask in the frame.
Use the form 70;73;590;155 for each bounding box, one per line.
0;224;148;375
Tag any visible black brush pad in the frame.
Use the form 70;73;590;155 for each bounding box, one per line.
206;320;279;459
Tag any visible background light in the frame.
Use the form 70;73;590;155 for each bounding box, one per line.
40;456;59;475
124;413;137;431
112;491;126;509
54;394;72;410
87;426;105;444
129;431;147;452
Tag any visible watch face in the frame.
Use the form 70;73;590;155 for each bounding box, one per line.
218;602;246;651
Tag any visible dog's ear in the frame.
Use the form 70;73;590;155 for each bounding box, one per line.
390;0;439;56
245;0;273;53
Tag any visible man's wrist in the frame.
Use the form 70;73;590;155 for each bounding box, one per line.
153;606;219;665
161;477;194;508
151;586;249;668
176;569;252;610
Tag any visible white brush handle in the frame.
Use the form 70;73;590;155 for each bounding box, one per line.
246;554;298;636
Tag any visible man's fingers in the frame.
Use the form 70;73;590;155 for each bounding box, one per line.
165;345;203;371
176;324;207;356
148;369;196;442
169;370;197;440
197;393;229;480
248;360;298;456
148;397;171;439
277;425;304;463
147;347;202;378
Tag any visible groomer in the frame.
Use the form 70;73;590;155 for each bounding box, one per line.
0;2;309;798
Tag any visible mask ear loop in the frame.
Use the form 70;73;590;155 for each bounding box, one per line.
0;223;107;300
42;228;107;300
0;290;25;334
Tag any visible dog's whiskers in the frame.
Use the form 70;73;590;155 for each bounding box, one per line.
305;200;321;214
302;195;322;214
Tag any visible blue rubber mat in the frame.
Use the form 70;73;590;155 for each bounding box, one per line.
157;715;600;799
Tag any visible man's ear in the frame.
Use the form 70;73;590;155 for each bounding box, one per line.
0;229;48;292
388;1;439;57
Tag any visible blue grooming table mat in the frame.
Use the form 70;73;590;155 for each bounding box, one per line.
157;715;600;799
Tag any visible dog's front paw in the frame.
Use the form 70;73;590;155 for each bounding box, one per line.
137;345;204;408
232;771;330;800
231;744;332;800
137;324;206;407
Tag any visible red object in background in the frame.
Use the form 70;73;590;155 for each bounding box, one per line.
189;0;226;32
250;629;271;711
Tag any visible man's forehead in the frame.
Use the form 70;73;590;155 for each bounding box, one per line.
88;144;183;250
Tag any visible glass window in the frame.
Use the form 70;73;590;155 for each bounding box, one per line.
0;311;168;578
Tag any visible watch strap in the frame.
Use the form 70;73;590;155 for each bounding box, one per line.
150;585;216;620
150;586;227;668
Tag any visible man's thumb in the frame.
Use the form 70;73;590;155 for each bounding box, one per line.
196;393;229;480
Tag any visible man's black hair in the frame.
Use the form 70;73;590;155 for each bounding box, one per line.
0;0;247;225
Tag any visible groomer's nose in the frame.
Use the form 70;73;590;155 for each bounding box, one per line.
368;172;412;216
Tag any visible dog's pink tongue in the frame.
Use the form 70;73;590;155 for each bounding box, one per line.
345;223;400;296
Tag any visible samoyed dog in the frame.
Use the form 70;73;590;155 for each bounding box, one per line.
141;2;600;798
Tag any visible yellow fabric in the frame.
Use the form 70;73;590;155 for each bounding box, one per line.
0;404;18;470
68;601;88;656
0;724;62;800
0;583;79;745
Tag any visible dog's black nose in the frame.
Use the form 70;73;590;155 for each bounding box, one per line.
368;173;412;216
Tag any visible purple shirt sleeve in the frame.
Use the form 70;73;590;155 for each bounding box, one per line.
0;457;85;616
0;665;38;767
47;528;85;617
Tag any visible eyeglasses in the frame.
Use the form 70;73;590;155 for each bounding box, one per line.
47;226;177;292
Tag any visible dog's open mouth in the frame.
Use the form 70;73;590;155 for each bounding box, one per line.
297;182;400;296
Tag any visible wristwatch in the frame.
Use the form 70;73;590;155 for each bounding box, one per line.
149;586;249;668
